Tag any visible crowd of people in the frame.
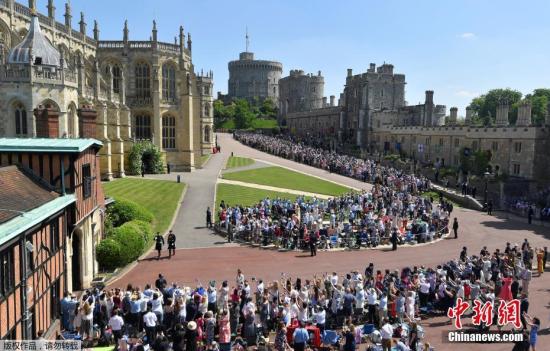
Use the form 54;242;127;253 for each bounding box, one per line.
217;189;453;252
58;239;546;351
219;134;455;251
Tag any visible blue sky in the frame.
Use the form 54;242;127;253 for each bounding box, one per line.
47;0;550;114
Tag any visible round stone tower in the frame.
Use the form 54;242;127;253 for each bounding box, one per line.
227;51;283;104
279;69;325;116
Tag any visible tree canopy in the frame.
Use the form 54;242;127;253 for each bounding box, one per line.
468;88;549;125
214;98;278;129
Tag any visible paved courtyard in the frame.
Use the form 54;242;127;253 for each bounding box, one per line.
110;133;550;351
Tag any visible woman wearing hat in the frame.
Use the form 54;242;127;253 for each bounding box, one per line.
185;321;199;351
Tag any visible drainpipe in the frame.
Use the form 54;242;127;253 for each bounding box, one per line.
21;237;29;339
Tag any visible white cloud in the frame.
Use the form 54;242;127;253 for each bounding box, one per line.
458;32;476;39
455;90;478;98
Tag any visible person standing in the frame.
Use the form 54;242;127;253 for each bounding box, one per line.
154;232;164;259
528;206;534;225
380;318;394;351
167;230;176;258
108;309;124;347
143;304;158;344
292;322;309;351
391;228;398;251
206;207;213;228
487;200;493;215
309;230;317;256
452;218;459;239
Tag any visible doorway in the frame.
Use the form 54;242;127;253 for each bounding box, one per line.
71;233;82;291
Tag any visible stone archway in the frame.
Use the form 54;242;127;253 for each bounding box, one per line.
128;141;164;175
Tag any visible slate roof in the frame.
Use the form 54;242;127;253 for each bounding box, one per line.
0;165;58;224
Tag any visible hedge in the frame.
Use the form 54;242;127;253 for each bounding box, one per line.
125;220;154;243
107;199;153;227
111;224;146;264
96;239;123;270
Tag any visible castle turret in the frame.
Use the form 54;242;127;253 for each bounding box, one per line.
495;101;510;127
79;12;86;35
179;26;185;54
330;95;335;107
449;107;458;125
64;2;72;28
424;90;434;126
516;100;532;127
123;20;129;43
322;97;327;107
47;0;55;18
93;20;99;41
152;20;158;43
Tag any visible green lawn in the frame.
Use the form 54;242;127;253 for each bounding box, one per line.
225;156;255;169
252;118;278;129
215;183;309;212
102;178;185;234
220;118;277;130
222;166;350;196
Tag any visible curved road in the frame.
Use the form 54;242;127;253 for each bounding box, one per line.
111;133;550;351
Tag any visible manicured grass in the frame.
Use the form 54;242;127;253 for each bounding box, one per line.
222;166;350;196
252;118;278;129
102;178;185;234
215;183;309;211
226;156;255;169
220;118;277;130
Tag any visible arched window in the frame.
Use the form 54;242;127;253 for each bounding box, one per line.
204;125;211;143
162;116;176;150
135;62;151;99
112;65;122;94
162;64;176;101
134;114;151;140
14;103;27;136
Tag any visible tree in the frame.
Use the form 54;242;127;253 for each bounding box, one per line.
214;100;235;128
468;88;522;125
524;88;550;125
259;98;278;118
233;99;255;129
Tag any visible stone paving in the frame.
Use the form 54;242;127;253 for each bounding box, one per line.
110;133;550;351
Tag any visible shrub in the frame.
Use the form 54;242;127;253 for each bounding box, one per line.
107;199;153;227
96;239;123;271
111;224;146;264
127;220;154;243
128;141;164;175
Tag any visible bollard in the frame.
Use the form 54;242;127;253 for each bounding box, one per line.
177;175;181;183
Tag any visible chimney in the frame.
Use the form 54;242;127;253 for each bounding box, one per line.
516;100;532;127
449;107;458;125
369;63;376;72
495;101;510;127
77;105;98;138
465;107;473;125
34;105;60;138
322;97;327;107
347;68;353;77
330;95;335;107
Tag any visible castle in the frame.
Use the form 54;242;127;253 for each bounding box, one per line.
226;51;282;104
279;63;550;187
0;0;215;179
